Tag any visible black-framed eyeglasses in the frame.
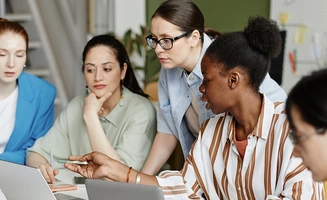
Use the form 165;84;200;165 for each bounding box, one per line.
145;32;190;50
289;127;326;145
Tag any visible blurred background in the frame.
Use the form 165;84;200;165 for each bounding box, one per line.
0;0;326;116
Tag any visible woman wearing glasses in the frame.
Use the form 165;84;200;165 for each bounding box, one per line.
142;0;287;175
66;16;323;199
286;68;327;182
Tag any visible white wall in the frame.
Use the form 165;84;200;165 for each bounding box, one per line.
114;0;146;37
270;0;327;93
0;0;5;17
114;0;146;87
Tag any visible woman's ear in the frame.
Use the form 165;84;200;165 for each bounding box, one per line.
122;63;127;79
190;30;201;47
228;72;240;89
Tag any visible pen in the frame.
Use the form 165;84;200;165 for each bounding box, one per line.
50;148;54;169
57;159;88;165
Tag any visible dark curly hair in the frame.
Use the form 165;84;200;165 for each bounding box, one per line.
204;16;281;92
286;68;327;130
82;34;148;98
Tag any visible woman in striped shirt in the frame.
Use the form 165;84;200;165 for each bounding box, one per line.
65;16;324;199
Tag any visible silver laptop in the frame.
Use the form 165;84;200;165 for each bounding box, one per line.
0;160;84;200
85;179;164;200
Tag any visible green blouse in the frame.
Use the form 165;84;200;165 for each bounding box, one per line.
27;88;157;171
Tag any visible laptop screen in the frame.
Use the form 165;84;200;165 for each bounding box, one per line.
0;160;84;200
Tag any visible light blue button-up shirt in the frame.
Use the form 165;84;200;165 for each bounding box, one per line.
157;34;287;158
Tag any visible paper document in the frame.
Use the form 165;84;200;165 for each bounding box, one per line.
49;180;77;192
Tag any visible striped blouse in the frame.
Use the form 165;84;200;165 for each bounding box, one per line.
157;95;325;200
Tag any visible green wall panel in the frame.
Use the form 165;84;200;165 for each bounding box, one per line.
193;0;270;33
146;0;162;24
146;0;270;33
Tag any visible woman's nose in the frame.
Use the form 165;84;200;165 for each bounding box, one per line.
199;83;205;93
154;44;164;54
7;56;15;68
95;70;103;81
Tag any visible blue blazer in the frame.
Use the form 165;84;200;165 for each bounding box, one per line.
0;72;56;164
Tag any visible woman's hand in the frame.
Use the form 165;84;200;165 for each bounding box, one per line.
64;151;112;179
65;152;161;186
38;163;59;184
83;91;112;116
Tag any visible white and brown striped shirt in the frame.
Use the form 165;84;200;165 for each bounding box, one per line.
157;95;325;200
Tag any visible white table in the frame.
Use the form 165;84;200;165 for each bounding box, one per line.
55;169;88;199
0;169;88;200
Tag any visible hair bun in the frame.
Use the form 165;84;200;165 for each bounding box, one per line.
244;16;281;58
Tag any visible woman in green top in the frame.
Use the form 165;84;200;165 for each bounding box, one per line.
26;34;157;183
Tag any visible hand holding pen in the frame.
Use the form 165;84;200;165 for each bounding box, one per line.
41;148;87;183
38;148;59;184
57;159;88;165
64;152;112;180
27;150;58;184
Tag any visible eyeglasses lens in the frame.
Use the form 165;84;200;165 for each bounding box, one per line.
146;37;156;49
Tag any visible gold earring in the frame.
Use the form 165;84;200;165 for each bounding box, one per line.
119;87;124;107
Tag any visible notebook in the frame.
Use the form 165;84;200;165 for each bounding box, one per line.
0;160;84;200
85;179;165;200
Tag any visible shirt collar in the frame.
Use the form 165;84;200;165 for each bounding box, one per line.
176;33;213;80
227;94;273;141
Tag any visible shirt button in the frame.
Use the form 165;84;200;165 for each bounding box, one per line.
189;76;194;81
